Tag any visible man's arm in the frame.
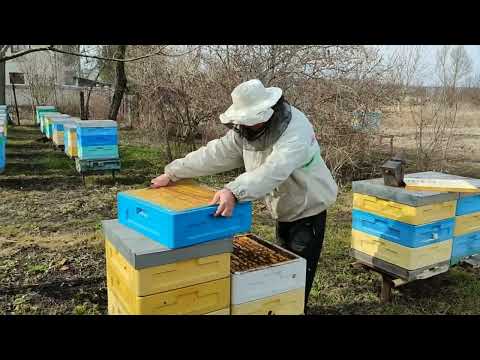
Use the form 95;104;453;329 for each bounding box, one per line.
164;130;244;181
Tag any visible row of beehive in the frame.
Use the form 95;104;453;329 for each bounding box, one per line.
351;172;480;280
35;106;121;173
0;105;8;173
104;180;307;315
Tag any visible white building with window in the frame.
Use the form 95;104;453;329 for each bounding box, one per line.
3;45;81;106
5;45;80;86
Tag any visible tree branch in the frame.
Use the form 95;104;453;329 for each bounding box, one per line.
0;45;192;64
0;45;8;56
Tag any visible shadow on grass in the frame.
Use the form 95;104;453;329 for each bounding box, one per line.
3;160;76;176
0;175;83;190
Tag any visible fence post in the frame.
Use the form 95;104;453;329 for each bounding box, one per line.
79;91;86;120
11;81;20;125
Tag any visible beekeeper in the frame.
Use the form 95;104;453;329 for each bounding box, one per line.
151;79;338;308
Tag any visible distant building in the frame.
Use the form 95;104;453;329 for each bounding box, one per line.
4;45;81;86
3;45;84;107
73;76;111;88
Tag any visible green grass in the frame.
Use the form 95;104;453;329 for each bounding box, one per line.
27;263;50;274
73;303;101;315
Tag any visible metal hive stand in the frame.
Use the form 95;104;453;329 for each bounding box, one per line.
460;254;480;269
75;158;121;185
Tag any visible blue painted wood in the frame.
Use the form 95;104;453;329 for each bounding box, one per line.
78;134;118;146
451;231;480;265
352;209;455;248
77;145;119;160
456;194;480;216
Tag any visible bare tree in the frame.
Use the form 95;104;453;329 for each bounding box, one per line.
108;45;128;121
126;45;402;183
401;45;473;170
17;52;57;106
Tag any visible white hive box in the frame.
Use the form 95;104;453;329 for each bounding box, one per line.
230;234;306;306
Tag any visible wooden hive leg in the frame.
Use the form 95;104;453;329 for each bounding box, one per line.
380;274;393;303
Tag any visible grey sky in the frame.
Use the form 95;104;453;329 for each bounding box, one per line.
376;45;480;86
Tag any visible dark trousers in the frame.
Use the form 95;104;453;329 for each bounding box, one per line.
276;211;327;307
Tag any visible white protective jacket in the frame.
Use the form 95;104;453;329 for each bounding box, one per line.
164;106;338;222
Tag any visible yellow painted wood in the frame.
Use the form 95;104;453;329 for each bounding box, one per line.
105;240;230;296
52;131;64;146
353;193;456;225
454;212;480;236
107;261;230;315
231;288;305;315
107;289;130;315
124;180;216;211
67;144;77;157
67;130;77;157
351;229;452;270
406;185;480;193
205;307;230;315
108;289;231;315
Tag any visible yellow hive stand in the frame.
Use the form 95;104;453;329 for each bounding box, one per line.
230;288;304;315
351;229;452;270
454;212;480;236
105;240;230;296
353;193;456;225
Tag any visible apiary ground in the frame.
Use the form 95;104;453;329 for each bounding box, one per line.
2;124;480;315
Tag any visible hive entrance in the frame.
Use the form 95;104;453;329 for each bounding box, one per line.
231;235;294;272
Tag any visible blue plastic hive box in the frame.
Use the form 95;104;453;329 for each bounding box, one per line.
78;134;118;146
76;120;119;160
36;106;57;125
451;231;480;265
63;120;81;153
117;183;252;249
46;114;70;138
77;145;119;160
352;209;455;248
456;194;480;216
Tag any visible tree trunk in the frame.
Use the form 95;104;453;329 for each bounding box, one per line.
79;91;86;120
108;45;127;121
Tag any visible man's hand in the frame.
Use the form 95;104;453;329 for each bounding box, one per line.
150;174;171;188
209;189;236;217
